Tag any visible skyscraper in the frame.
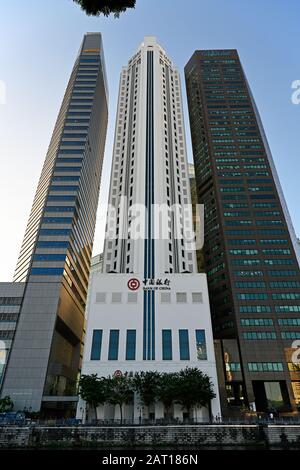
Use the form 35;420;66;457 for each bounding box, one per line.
1;33;108;415
185;50;300;415
78;37;220;422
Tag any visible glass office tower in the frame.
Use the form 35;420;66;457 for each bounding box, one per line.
185;50;300;416
1;33;108;416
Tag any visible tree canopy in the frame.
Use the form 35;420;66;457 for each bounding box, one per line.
79;368;216;420
105;374;133;422
73;0;136;17
78;374;107;418
174;367;216;413
0;396;13;413
133;371;161;408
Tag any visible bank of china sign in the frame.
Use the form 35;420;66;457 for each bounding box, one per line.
128;278;171;291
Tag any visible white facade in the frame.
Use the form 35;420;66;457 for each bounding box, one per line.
78;37;221;421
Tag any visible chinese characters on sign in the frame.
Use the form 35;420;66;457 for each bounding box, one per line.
142;278;171;291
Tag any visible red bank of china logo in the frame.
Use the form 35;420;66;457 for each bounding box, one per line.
128;278;140;291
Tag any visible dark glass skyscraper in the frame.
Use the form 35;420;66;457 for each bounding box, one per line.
185;50;300;416
1;33;108;415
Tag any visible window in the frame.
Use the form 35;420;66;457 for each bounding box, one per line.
281;332;300;340
50;185;78;191
235;281;266;288
239;306;271;313
42;217;73;224
195;330;207;360
240;318;273;326
96;292;106;303
30;267;64;276
226;363;241;372
161;292;171;303
237;293;268;300
126;330;136;360
162;330;172;360
272;293;300;300
45;206;75;212
248;362;283;372
192;292;203;303
243;331;276;340
278;318;300;326
33;254;66;261
270;281;300;288
90;330;102;360
39;229;71;236
275;305;300;313
36;241;69;248
176;292;187;303
127;293;138;303
268;270;297;277
0;297;22;306
179;329;190;360
52;176;80;182
111;292;122;303
108;330;119;360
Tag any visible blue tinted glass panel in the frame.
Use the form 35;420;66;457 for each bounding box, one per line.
162;330;172;360
52;176;80;181
126;330;136;360
42;217;73;224
60;142;85;147
195;330;207;360
36;241;69;248
54;167;81;172
45;206;75;212
179;329;190;360
108;330;119;360
58;149;84;154
49;186;78;191
33;254;66;261
56;158;83;163
62;134;87;138
90;330;102;360
47;195;77;201
65;119;90;124
30;268;64;276
67;112;91;116
39;229;71;236
63;126;89;130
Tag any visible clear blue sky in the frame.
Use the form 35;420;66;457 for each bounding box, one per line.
0;0;299;280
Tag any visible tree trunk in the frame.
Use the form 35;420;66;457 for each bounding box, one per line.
119;403;123;424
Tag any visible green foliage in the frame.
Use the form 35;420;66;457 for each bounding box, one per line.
133;371;161;407
78;374;106;418
174;367;216;413
73;0;136;17
80;368;216;419
105;374;133;422
156;372;178;414
0;395;13;412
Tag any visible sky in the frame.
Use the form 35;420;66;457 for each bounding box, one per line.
0;0;299;281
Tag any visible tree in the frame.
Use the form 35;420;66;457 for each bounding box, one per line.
106;374;133;423
72;0;136;17
78;374;107;420
0;396;13;413
174;367;216;418
156;372;178;419
133;371;161;410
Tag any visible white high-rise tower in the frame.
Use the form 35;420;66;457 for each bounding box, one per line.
78;37;220;421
